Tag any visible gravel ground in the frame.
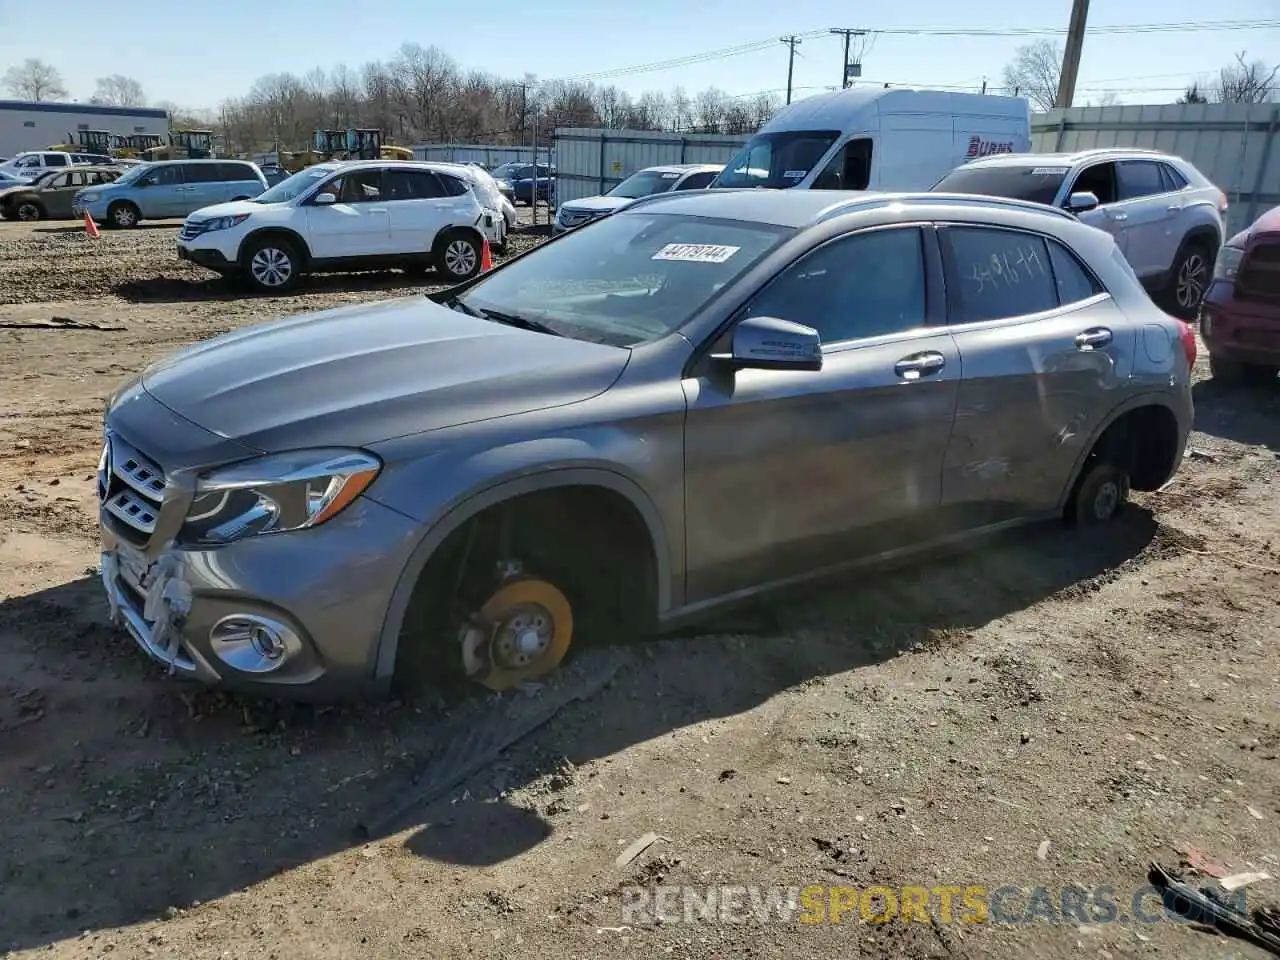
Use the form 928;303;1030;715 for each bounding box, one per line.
1;215;1278;960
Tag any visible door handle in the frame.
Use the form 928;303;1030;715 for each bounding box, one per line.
894;351;946;380
367;207;388;213
1167;204;1183;213
1109;211;1128;222
1075;327;1113;350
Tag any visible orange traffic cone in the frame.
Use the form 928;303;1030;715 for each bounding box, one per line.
480;238;493;272
83;210;99;239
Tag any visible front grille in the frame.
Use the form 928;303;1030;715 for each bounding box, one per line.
1237;241;1280;301
101;435;166;543
558;209;594;228
178;220;207;241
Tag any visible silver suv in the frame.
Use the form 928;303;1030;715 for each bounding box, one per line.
933;148;1228;319
97;189;1194;699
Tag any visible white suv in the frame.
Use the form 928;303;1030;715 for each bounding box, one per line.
933;148;1228;319
176;160;504;293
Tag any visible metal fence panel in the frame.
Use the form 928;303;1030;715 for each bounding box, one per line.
1032;102;1280;236
552;128;748;203
411;143;541;167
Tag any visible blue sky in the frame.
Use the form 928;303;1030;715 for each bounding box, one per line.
0;0;1275;110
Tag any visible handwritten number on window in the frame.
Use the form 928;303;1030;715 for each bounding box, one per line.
967;244;1046;296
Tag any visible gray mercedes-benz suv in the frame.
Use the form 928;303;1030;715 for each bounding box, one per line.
97;189;1195;699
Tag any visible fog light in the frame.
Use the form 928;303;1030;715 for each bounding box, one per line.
210;614;302;674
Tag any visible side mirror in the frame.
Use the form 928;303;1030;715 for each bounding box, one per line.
313;192;337;205
1066;191;1100;213
714;315;823;372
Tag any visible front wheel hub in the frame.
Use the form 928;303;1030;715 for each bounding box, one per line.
461;578;573;691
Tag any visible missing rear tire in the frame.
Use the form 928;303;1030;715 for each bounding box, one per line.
1066;460;1131;528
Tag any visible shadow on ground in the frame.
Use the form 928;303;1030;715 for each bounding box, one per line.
0;509;1172;950
1192;376;1280;450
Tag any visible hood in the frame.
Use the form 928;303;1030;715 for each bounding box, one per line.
0;183;31;201
1231;204;1280;246
140;296;630;452
561;195;632;215
186;199;264;220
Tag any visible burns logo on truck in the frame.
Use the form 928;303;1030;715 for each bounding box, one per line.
966;136;1016;159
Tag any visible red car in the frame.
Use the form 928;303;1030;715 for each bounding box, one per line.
1200;205;1280;384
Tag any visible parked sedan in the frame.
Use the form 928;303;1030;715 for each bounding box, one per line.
554;163;722;234
96;189;1192;700
0;166;121;221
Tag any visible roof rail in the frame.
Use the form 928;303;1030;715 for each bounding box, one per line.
812;191;1078;224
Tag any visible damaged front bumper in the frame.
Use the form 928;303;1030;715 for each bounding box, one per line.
101;542;204;678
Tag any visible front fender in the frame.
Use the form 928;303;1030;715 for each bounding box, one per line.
371;464;674;681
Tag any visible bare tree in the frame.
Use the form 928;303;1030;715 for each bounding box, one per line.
91;74;146;106
694;87;729;133
1001;40;1062;111
1211;52;1279;104
2;58;68;101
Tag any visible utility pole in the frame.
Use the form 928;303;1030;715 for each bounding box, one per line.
1055;0;1091;108
981;78;988;95
780;36;802;104
829;28;866;89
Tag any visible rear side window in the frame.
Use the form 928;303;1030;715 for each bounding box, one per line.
1117;161;1166;201
184;164;222;183
1160;163;1188;191
217;162;255;181
383;169;446;199
45;153;69;167
437;174;469;196
675;171;717;191
1047;240;1103;305
932;164;1068;205
942;226;1058;323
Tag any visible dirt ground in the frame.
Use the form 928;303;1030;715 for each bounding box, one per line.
1;214;1278;960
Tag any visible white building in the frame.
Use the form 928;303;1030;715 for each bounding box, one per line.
0;100;169;156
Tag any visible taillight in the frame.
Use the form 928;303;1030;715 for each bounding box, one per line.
1178;318;1198;368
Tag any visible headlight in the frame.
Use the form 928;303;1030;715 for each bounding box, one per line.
1214;245;1244;281
200;213;251;233
181;449;381;545
80;192;100;203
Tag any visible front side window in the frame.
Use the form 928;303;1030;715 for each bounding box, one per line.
1070;162;1118;205
942;226;1061;323
325;169;381;202
742;227;928;343
454;212;790;347
44;173;71;189
811;138;874;191
147;165;183;186
715;131;841;189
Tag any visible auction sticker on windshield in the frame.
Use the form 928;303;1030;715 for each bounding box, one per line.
652;243;741;264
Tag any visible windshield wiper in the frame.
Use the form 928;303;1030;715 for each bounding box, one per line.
474;306;564;337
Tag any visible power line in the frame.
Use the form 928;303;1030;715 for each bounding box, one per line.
553;19;1279;84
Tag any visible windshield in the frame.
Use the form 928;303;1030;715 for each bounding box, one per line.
931;164;1069;205
607;170;682;199
253;165;336;204
490;162;522;180
714;131;841;189
454;212;789;347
